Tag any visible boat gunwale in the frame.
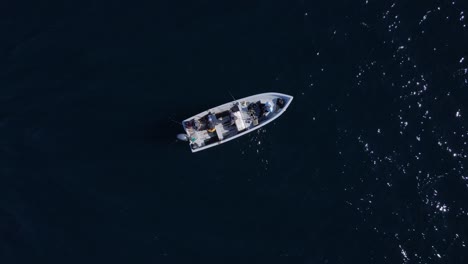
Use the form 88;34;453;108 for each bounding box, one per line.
182;92;293;153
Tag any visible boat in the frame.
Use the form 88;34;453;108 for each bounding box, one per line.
177;92;293;153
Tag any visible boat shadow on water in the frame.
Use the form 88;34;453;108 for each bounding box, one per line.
141;118;181;145
141;105;204;145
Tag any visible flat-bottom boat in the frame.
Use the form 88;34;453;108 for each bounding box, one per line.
177;92;293;153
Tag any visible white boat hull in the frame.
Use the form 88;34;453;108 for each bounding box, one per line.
180;92;293;152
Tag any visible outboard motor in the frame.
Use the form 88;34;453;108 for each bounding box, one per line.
177;134;189;141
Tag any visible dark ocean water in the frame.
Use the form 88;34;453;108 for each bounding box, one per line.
1;0;468;262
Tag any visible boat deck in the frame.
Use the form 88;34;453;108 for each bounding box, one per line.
186;102;253;148
181;92;293;152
